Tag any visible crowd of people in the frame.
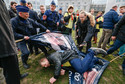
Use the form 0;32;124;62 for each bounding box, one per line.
0;0;125;84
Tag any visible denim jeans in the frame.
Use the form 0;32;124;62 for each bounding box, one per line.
70;49;97;74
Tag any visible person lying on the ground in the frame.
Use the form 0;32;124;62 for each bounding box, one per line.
40;47;107;84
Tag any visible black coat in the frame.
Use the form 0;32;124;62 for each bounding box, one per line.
47;50;77;79
0;0;17;58
8;7;17;19
76;17;95;44
29;10;39;21
112;14;125;43
11;16;47;40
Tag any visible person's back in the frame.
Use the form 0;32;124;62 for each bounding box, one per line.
103;8;119;29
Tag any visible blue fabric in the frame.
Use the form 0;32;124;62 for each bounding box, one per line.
20;0;26;3
29;10;39;21
119;44;125;55
70;49;97;74
122;59;125;69
107;39;125;54
51;0;56;6
42;9;59;31
103;9;119;29
16;5;29;12
17;41;30;63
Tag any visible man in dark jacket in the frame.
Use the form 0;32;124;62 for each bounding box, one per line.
98;5;119;50
11;5;50;69
8;1;17;19
76;11;95;52
106;13;125;75
0;0;20;84
40;48;107;84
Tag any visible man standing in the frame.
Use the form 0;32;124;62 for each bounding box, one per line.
8;1;17;19
11;5;50;69
58;8;64;31
42;0;59;31
0;0;20;83
98;5;119;50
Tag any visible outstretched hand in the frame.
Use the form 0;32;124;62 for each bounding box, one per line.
49;77;56;84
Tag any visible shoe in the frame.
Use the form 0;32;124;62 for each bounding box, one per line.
20;73;29;79
90;47;107;56
123;69;125;75
23;63;30;69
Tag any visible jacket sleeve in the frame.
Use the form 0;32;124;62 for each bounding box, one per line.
84;25;95;42
112;12;119;24
10;19;24;40
30;19;47;32
112;14;125;36
64;13;71;22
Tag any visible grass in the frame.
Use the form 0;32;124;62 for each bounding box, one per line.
20;29;125;84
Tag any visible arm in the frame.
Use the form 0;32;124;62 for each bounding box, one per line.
64;13;71;22
112;12;119;24
112;14;125;36
10;20;24;40
87;13;95;27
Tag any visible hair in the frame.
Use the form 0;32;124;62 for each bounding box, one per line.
96;11;102;16
40;5;44;8
120;6;125;9
79;11;86;16
112;5;117;9
68;5;74;11
10;1;17;6
27;2;32;7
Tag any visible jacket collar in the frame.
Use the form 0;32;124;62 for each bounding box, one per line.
110;9;116;11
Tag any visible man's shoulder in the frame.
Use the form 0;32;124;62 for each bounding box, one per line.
10;16;18;22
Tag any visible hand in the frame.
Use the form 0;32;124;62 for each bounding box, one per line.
111;36;116;41
80;41;87;47
60;69;65;76
43;15;47;20
57;22;59;26
49;77;56;84
24;36;30;40
46;29;50;33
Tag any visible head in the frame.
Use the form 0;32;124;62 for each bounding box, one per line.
10;1;17;10
96;11;102;17
76;10;79;14
20;0;26;6
112;5;118;11
90;9;95;15
50;1;56;11
59;8;62;14
40;58;50;68
68;5;74;13
120;6;125;13
79;11;87;22
19;12;29;19
27;2;33;10
40;5;45;13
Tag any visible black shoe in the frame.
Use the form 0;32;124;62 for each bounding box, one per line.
20;73;29;79
23;63;30;69
123;69;125;75
90;47;107;56
98;59;104;65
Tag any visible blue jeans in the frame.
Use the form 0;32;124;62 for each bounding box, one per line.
107;39;124;54
17;40;30;63
70;49;98;74
107;39;125;69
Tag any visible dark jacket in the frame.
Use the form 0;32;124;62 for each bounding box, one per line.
8;7;17;19
47;50;78;79
103;9;119;29
112;14;125;42
11;16;47;40
0;0;17;58
38;12;47;27
76;17;95;42
29;10;39;21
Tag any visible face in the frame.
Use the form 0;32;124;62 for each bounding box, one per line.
120;8;125;13
40;7;45;13
91;9;94;15
59;10;62;14
41;59;50;68
68;8;73;13
11;3;17;10
19;12;29;19
28;4;32;9
114;7;118;11
79;14;87;22
50;5;56;11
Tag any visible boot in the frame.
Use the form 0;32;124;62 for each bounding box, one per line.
20;72;29;79
23;62;30;69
